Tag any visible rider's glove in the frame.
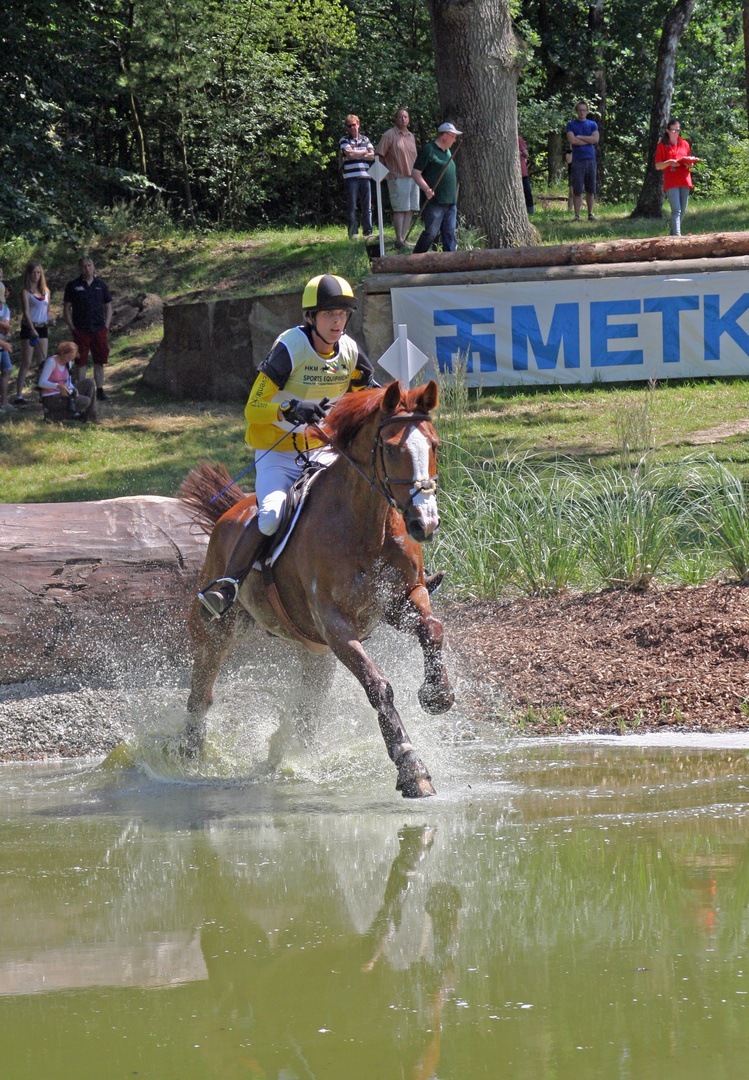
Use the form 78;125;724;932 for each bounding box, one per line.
280;397;330;426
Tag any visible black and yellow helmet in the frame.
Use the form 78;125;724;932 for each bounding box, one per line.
302;274;357;314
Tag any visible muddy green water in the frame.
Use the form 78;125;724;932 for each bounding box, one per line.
2;733;749;1080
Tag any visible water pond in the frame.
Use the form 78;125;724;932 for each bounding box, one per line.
2;728;749;1080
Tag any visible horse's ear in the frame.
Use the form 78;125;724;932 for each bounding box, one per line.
416;380;439;413
382;379;403;415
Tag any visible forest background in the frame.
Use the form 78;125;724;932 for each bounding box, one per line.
3;0;747;241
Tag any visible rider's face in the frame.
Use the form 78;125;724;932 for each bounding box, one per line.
313;308;348;345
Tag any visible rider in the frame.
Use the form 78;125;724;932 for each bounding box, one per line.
198;273;379;619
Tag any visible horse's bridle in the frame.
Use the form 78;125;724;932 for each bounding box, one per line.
312;411;438;516
372;413;439;512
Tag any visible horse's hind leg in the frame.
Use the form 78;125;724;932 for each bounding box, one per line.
267;647;336;768
324;618;434;798
184;597;242;754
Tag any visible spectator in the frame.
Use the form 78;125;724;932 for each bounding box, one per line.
566;101;599;221
339;115;375;240
63;256;112;400
16;261;52;407
376;108;419;249
411;122;461;255
0;282;14;413
38;341;98;423
654;117;699;237
518;134;534;214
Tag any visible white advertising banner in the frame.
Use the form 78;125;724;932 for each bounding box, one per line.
390;270;749;386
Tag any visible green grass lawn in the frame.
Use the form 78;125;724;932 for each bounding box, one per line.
3;196;749;505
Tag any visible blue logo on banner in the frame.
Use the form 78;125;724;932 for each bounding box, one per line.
511;303;580;369
434;308;496;372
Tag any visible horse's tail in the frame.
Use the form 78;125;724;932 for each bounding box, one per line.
178;462;246;534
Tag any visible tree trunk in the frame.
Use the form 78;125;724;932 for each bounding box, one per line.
631;0;697;219
744;1;749;136
547;131;564;186
425;0;536;248
588;1;606;198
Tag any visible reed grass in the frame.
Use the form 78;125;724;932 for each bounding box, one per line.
433;448;749;598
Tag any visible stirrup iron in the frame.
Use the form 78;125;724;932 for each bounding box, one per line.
197;577;240;620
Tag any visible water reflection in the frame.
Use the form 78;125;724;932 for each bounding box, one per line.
1;739;749;1079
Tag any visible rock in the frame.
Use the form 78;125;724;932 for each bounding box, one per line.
0;496;207;685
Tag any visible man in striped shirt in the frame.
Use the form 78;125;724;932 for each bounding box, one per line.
339;115;375;240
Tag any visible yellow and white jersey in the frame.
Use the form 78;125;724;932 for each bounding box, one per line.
244;324;377;452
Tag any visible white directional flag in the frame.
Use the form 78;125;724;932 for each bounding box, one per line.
378;324;431;386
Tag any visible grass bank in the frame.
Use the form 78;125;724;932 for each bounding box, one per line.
3;199;749;602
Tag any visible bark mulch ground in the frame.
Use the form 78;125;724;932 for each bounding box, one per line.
444;583;749;735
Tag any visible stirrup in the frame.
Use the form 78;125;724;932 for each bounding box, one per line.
197;577;240;620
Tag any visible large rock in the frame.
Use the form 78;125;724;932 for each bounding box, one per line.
0;497;208;684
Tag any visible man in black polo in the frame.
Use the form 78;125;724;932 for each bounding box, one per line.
63;256;112;400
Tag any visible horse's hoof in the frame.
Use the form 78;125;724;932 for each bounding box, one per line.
399;776;436;799
179;723;206;758
418;682;455;715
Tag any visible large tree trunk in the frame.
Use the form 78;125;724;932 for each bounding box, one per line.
426;0;536;248
631;0;697;219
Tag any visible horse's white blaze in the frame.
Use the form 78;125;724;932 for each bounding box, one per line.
405;427;439;532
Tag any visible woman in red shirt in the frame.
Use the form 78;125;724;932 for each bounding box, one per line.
654;118;699;236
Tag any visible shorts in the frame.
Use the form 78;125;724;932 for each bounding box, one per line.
571;158;596;196
387;176;420;213
0;350;11;373
72;326;109;365
20;322;48;341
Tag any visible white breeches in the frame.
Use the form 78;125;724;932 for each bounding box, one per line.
253;447;335;536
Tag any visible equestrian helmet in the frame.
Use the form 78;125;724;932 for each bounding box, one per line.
302;274;357;314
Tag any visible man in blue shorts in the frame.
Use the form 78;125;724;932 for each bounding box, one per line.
566;101;599;222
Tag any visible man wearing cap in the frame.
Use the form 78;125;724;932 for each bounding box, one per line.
411;123;461;254
198;273;379;620
376;108;419;250
63;256;112;400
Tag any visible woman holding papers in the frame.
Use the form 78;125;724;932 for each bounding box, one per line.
655;118;700;236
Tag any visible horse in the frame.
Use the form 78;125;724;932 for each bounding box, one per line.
179;379;454;797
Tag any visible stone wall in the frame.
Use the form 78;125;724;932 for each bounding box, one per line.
143;288;370;401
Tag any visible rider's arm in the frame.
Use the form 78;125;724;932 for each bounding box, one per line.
243;340;294;427
350;347;380;390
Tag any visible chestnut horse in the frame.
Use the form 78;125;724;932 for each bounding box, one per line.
180;379;454;797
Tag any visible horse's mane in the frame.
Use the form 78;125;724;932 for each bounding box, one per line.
314;383;428;451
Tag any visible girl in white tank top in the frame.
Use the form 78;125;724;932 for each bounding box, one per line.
16;261;52;407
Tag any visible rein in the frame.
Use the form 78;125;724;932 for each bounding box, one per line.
317;411;438;515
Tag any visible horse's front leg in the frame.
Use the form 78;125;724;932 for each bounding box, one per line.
323;613;435;798
385;585;454;715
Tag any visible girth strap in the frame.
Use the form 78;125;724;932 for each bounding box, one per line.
261;562;330;654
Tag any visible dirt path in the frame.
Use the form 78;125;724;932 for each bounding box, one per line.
444;582;749;734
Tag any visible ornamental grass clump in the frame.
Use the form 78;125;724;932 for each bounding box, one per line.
579;463;694;590
695;459;749;584
492;459;585;596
